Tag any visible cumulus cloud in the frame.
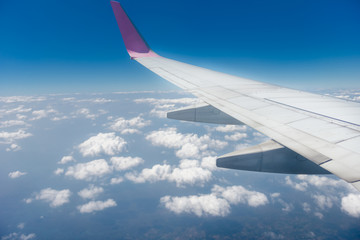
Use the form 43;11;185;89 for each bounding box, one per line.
224;132;247;141
30;109;57;120
110;177;124;185
0;130;32;143
58;156;75;164
312;194;333;210
134;97;198;105
200;156;218;170
0;96;45;103
17;223;25;230
108;116;150;134
0;120;28;128
296;175;349;189
213;125;247;133
8;171;27;179
6;143;21;152
285;175;354;193
263;232;284;240
0;105;32;117
110;156;144;171
285;176;308;191
27;188;71;207
54;168;64;175
78;133;126;157
314;212;324;219
126;160;212;187
1;232;36;240
302;202;311;213
65;159;112;181
78;185;104;199
126;164;171;184
284;175;360;217
77;199;117;213
134;97;201;118
146;127;227;158
212;185;269;207
75;108;97;119
341;194;360;218
160;194;230;217
170;161;212;187
161;185;268;217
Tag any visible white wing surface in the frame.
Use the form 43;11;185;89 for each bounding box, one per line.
111;1;360;191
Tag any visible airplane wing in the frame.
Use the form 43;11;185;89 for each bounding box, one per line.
110;1;360;191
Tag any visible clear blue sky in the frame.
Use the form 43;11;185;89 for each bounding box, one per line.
1;0;359;95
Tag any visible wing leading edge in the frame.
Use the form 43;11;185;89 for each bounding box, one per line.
110;1;360;191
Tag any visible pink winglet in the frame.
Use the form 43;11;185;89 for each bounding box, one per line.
110;1;159;59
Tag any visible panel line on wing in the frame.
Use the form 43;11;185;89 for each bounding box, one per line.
264;98;360;128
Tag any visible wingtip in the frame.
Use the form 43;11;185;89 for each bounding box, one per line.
110;1;159;59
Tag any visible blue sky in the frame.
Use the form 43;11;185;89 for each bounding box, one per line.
1;0;360;95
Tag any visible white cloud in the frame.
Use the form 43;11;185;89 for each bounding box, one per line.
169;161;212;187
1;232;36;240
17;223;25;230
75;108;97;119
271;192;280;198
296;175;348;189
54;168;64;175
58;156;75;164
126;164;171;183
146;127;227;158
0;130;32;143
285;175;354;194
0;96;45;103
161;184;268;217
314;212;324;219
78;185;104;199
302;202;311;213
110;177;124;185
8;171;27;179
92;98;112;103
213;185;269;207
65;159;112;181
28;188;71;207
224;132;247;141
312;194;333;210
6;143;21;152
285;176;308;191
160;194;230;217
77;199;117;213
200;156;218;170
31;110;47;120
269;192;293;212
78;133;126;157
263;232;284;240
0;106;32;117
0;120;28;128
214;125;247;133
108;116;150;134
126;160;212;187
110;156;144;171
134;97;201;118
341;194;360;218
134;97;198;105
